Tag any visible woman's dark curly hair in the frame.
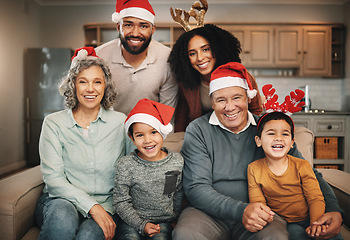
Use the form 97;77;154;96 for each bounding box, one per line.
168;24;242;89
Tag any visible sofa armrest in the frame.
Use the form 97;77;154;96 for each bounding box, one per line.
317;168;350;229
0;166;44;240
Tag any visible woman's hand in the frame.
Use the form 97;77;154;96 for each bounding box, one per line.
89;204;116;240
144;222;160;237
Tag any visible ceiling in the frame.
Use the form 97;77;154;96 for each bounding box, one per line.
34;0;349;6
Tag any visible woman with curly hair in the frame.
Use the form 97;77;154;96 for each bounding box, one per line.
34;47;134;240
168;24;263;132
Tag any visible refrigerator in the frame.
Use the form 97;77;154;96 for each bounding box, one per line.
25;48;73;166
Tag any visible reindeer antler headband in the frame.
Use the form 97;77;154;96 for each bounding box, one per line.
262;84;305;116
170;0;208;32
257;84;305;130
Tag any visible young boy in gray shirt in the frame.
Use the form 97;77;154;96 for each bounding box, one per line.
113;99;183;240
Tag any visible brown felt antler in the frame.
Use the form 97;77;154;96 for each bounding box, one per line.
170;0;208;32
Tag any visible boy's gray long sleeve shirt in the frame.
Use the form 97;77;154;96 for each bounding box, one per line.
113;148;184;235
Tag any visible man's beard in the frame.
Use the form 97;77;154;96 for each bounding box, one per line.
120;35;152;55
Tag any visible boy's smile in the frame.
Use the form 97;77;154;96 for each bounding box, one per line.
255;119;294;162
130;122;166;161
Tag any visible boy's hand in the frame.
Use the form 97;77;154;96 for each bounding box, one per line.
144;222;161;237
305;212;342;239
306;223;329;238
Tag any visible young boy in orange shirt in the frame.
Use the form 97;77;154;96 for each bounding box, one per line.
248;85;326;240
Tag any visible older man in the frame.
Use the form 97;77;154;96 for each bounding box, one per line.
96;0;177;115
172;62;343;240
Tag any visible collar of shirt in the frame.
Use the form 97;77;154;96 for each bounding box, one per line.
209;110;257;134
67;106;107;129
113;39;157;67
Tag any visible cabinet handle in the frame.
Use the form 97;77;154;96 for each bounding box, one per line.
297;51;301;54
244;51;250;54
327;125;332;130
303;51;307;54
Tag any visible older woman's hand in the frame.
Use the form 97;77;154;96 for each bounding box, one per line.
89;204;116;240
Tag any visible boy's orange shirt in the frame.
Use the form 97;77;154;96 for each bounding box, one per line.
247;155;325;223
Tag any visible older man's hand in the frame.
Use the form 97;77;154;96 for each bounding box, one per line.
242;203;274;232
306;212;342;239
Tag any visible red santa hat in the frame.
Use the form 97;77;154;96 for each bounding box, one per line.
209;62;257;99
112;0;155;24
70;47;99;69
125;99;174;139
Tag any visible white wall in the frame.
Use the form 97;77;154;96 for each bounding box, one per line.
0;1;347;174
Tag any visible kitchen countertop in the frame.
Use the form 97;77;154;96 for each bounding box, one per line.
294;110;350;115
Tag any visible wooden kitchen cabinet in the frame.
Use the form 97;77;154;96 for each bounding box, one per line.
83;22;184;48
274;26;303;67
301;26;331;77
292;114;349;173
83;22;344;77
222;25;274;67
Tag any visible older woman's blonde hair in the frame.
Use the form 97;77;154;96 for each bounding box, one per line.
59;58;116;110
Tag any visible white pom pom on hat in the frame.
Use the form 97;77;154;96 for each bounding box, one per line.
112;0;155;24
125;99;175;139
209;62;257;99
70;46;99;69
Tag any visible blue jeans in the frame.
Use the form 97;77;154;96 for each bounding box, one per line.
35;193;118;240
117;218;172;240
287;218;343;240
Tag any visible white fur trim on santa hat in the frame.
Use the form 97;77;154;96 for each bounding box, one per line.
209;77;248;95
125;113;173;139
209;76;257;99
112;7;155;24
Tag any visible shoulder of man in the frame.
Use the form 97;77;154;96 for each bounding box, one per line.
149;39;171;53
95;39;119;54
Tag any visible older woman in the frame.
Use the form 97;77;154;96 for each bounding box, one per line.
168;24;263;132
34;47;134;240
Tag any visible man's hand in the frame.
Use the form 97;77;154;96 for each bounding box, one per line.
89;204;116;240
144;222;161;237
306;212;342;239
242;203;275;232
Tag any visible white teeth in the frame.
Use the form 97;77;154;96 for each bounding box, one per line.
145;146;155;150
85;96;96;99
224;112;238;118
272;145;283;148
198;62;209;68
130;40;141;43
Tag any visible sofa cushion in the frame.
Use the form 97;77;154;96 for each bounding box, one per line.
317;168;350;228
0;166;43;240
294;127;314;165
163;132;185;153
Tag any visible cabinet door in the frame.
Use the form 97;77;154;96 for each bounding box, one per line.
275;26;303;67
245;26;274;67
223;26;248;64
302;26;331;76
223;26;274;67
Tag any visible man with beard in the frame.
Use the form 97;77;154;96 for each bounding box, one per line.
96;0;178;115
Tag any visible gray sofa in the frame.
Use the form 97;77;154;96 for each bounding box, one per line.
0;128;349;240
